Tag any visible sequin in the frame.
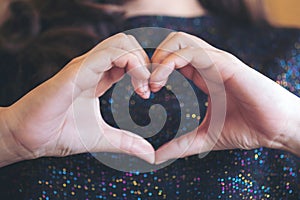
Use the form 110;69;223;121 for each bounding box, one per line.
0;15;299;200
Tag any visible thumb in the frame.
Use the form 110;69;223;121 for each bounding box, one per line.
155;126;217;164
97;126;156;164
72;97;155;164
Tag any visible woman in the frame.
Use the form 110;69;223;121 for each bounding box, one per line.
0;0;299;199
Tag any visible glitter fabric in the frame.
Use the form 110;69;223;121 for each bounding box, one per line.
0;15;300;199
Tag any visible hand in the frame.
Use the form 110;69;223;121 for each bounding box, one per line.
150;32;300;164
1;33;155;166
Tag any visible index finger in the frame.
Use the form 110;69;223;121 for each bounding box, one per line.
81;33;151;98
151;32;213;64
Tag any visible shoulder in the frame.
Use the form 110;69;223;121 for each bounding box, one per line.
210;21;300;96
215;22;300;67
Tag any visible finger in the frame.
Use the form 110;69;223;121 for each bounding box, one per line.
150;47;230;93
179;65;209;94
150;32;216;92
151;31;177;64
73;89;155;164
152;32;212;64
131;77;151;99
95;67;125;97
91;33;150;66
148;62;172;92
92;125;155;164
155;126;215;164
111;48;150;99
90;33;151;98
64;47;147;98
95;54;150;98
155;94;227;164
150;47;206;92
126;35;151;99
126;34;150;66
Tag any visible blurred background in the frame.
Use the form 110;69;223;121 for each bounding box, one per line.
0;0;300;27
264;0;300;28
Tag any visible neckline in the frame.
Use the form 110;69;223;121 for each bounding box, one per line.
123;14;217;33
125;14;211;22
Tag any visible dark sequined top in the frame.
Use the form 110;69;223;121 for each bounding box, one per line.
0;15;299;200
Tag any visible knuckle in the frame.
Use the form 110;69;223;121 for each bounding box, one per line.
127;34;136;41
114;32;128;40
167;32;177;37
58;147;73;157
69;56;83;65
125;52;136;60
105;46;116;52
176;31;185;36
175;31;187;38
217;50;241;68
219;50;236;60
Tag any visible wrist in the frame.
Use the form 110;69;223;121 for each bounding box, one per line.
280;96;300;156
0;106;41;167
0;107;25;167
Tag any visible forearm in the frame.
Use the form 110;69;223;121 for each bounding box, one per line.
0;107;24;167
281;96;300;156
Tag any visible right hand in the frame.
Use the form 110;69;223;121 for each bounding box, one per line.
2;33;155;166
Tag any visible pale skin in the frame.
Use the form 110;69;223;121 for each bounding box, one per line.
149;32;300;163
0;0;299;167
0;33;156;167
122;0;206;18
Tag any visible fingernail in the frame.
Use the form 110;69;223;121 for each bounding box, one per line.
143;90;150;99
150;83;162;93
143;84;149;92
139;85;150;99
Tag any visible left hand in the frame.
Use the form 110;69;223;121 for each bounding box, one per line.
150;32;300;164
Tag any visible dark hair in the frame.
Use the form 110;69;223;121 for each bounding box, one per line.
0;0;253;105
0;0;125;105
